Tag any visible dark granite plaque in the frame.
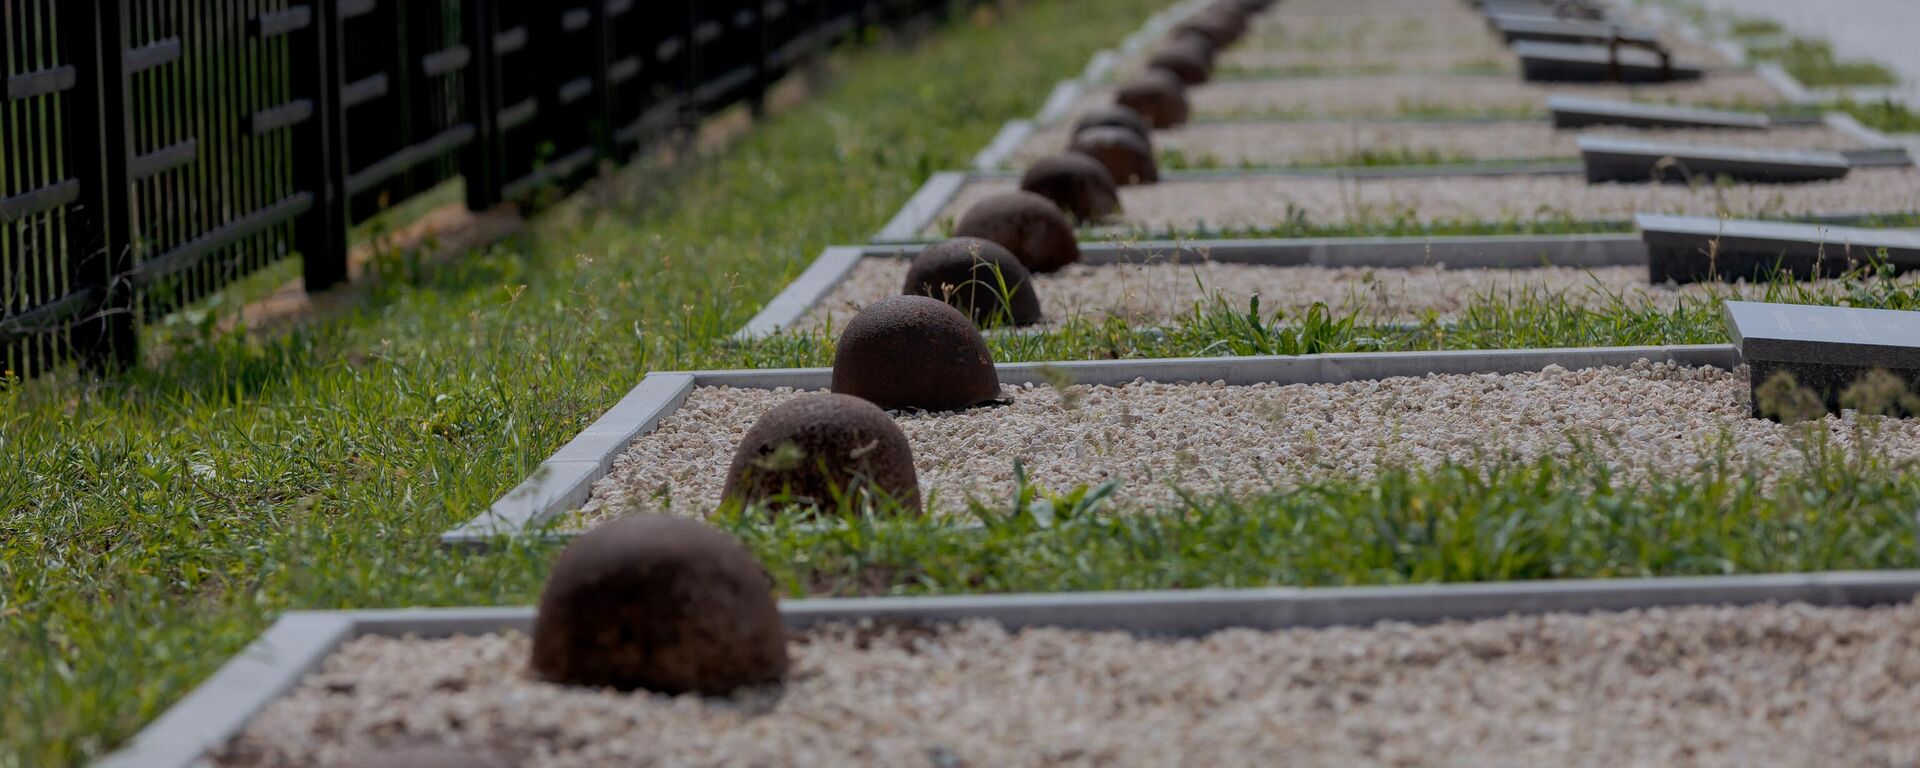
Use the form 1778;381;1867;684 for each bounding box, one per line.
1477;0;1608;23
1641;214;1920;284
1494;16;1660;47
1725;300;1920;419
1547;96;1770;130
1579;136;1851;184
1515;41;1703;83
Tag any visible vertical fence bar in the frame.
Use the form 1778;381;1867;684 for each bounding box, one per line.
64;0;135;370
296;0;348;290
461;0;501;211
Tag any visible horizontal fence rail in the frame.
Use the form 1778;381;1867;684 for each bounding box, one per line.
1;0;973;377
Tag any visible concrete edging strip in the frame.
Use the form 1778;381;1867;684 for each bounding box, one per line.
441;374;696;546
441;344;1737;545
101;569;1920;768
971;119;1037;171
873;171;966;242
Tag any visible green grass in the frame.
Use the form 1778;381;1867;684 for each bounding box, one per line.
734;436;1920;595
7;1;1920;764
756;258;1920;366
1747;37;1900;88
1833;98;1920;134
0;1;1177;764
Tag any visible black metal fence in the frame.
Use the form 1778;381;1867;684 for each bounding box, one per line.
1;0;963;377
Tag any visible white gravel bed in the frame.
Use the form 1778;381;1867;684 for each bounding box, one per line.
1064;74;1786;121
577;362;1920;523
1257;0;1488;21
1010;121;1861;168
1223;6;1511;74
219;601;1920;768
795;261;1685;332
933;168;1920;236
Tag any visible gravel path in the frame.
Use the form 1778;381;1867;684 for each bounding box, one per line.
219;600;1920;768
934;168;1920;237
1067;74;1785;122
578;362;1920;523
796;261;1687;331
1010;122;1861;169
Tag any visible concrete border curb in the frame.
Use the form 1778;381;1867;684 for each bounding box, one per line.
736;234;1648;339
101;569;1920;768
439;344;1737;547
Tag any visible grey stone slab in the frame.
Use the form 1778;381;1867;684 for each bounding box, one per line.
1494;16;1660;47
1726;300;1920;368
100;570;1920;768
1578;135;1852;184
1726;300;1920;418
1639;213;1920;283
1515;40;1704;83
1547;95;1770;130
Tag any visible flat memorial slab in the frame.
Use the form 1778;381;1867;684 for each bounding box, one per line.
1548;95;1770;130
1515;40;1705;83
1640;213;1920;283
1725;300;1920;418
1493;16;1661;47
1579;135;1852;183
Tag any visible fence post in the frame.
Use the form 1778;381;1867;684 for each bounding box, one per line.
461;0;504;211
64;0;136;370
296;0;351;292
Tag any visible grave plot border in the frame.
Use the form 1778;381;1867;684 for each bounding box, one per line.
874;167;1920;245
974;109;1906;172
877;164;1589;242
102;569;1920;768
438;344;1737;549
734;234;1649;339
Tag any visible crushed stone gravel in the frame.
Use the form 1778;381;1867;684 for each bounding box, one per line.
796;260;1689;332
1010;122;1862;169
218;600;1920;768
933;168;1920;237
577;362;1920;523
1067;74;1785;121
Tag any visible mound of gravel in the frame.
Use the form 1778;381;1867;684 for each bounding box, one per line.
220;600;1920;768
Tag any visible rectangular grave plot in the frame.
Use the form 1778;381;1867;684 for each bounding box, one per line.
1580;136;1851;184
1641;215;1920;284
1515;41;1704;83
100;571;1920;768
1547;96;1770;130
1725;301;1920;420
